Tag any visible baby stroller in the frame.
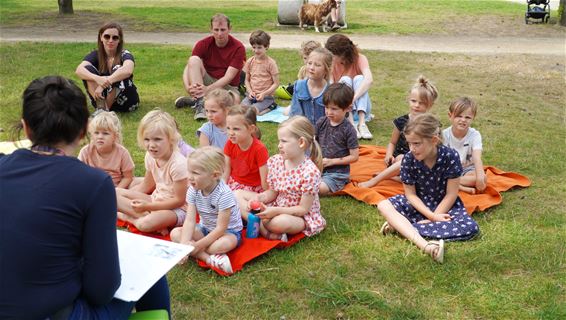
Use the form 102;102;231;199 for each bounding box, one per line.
525;0;550;24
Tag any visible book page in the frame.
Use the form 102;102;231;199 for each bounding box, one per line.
114;230;193;302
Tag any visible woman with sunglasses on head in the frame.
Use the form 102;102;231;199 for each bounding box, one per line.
0;76;170;319
76;22;140;113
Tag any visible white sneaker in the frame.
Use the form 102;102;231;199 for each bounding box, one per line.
355;126;361;139
209;254;233;274
358;123;373;140
280;233;288;242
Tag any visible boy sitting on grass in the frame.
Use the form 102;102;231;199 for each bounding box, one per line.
241;30;280;115
315;83;360;195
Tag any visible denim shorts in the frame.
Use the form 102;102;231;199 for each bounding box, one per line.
196;223;243;247
462;165;476;176
321;171;350;193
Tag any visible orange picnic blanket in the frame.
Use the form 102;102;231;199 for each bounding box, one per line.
117;219;305;276
335;145;531;213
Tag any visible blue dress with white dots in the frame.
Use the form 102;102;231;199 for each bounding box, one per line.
388;144;479;241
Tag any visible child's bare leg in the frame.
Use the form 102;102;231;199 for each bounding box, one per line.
459;172;478;194
234;189;260;221
319;181;331;195
134;210;178;234
261;214;305;239
460;172;477;187
117;211;138;225
458;185;476;194
193;233;237;269
377;200;441;259
207;234;238;255
170;227;183;242
359;161;401;188
116;188;152;217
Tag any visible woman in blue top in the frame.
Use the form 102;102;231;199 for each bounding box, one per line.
289;47;333;126
0;76;169;319
76;22;139;112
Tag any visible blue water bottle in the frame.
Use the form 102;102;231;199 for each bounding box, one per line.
246;201;262;239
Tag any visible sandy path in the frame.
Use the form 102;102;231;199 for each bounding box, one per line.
1;27;564;56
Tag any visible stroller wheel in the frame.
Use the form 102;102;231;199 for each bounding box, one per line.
544;15;549;23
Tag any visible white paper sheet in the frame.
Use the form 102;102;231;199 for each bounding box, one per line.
114;230;193;302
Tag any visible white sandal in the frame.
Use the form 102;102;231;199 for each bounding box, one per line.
379;221;395;236
423;239;444;264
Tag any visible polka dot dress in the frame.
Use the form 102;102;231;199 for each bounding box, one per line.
388;145;479;241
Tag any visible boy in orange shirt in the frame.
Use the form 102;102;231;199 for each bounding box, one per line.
241;30;280;115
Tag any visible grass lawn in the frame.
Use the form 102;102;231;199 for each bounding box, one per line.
1;0;564;37
0;41;564;319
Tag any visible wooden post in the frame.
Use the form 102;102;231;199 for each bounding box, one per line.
559;0;566;26
58;0;74;15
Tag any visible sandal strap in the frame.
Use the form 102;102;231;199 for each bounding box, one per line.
422;241;439;254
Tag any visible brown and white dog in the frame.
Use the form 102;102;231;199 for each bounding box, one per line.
298;0;340;33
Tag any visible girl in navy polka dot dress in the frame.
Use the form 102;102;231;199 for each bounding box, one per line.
377;114;480;263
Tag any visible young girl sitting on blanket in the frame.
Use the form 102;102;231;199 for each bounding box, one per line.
197;88;237;150
442;97;487;194
359;75;438;188
171;146;243;275
377;114;480;263
236;116;326;240
78;111;134;188
116;109;188;235
224;105;269;192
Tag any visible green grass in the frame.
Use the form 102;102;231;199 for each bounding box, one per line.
0;0;558;35
1;42;564;319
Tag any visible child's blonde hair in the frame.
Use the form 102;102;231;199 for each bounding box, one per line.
227;104;261;139
404;113;442;142
300;40;322;57
137;109;180;150
88;111;122;144
279;116;323;171
449;97;478;117
187;146;225;176
409;75;439;109
308;47;333;82
205;88;236;110
204;88;235;110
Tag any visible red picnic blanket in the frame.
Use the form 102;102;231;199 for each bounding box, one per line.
117;219;305;276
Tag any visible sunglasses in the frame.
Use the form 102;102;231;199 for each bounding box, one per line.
102;34;120;41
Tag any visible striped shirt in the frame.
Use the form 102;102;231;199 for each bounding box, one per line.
186;180;243;232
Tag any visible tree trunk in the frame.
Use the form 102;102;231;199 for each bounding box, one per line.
58;0;73;15
559;0;566;26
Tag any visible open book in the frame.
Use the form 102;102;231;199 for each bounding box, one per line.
115;230;193;302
